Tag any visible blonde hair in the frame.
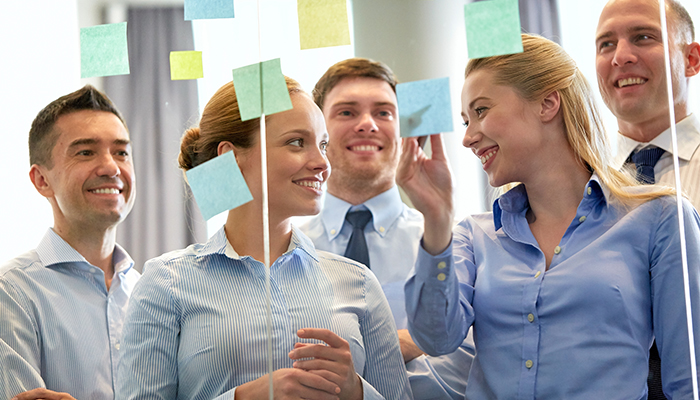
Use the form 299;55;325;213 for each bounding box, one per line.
179;76;303;171
466;34;673;203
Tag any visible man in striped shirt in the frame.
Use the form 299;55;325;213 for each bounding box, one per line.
595;1;700;399
0;85;140;400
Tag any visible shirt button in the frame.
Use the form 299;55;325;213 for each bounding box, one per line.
437;261;446;269
115;343;121;350
379;227;385;233
526;360;534;369
527;313;535;323
330;229;336;235
534;271;541;278
437;273;446;281
579;216;586;223
587;187;592;195
554;246;561;254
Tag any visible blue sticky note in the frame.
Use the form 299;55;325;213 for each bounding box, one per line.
80;22;130;78
464;0;523;59
232;58;293;121
397;77;453;138
185;0;235;20
185;151;253;220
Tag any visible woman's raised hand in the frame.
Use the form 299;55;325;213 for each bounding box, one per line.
396;134;454;255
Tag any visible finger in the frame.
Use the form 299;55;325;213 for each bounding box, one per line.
293;370;341;397
429;133;447;161
290;342;350;363
12;389;75;400
297;328;348;349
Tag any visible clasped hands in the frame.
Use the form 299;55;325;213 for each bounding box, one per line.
236;327;362;400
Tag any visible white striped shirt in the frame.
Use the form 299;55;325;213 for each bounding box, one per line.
116;225;411;400
0;229;140;399
613;113;700;208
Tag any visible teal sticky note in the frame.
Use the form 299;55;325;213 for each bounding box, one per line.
185;151;253;220
80;22;130;78
232;58;293;121
397;77;453;138
170;51;204;80
464;0;523;59
185;0;235;20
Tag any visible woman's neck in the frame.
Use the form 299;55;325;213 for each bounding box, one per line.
224;202;292;265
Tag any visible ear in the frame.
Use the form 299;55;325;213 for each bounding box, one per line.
29;164;54;199
539;91;561;123
685;42;700;78
217;141;236;157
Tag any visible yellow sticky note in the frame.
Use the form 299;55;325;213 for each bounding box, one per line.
298;0;351;50
170;51;203;80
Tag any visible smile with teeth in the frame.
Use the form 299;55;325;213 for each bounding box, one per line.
295;180;322;190
617;77;646;88
350;145;379;152
480;149;497;165
90;188;121;194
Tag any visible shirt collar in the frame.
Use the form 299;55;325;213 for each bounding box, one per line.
320;186;405;240
36;228;135;275
612;113;700;169
492;174;608;231
209;225;320;263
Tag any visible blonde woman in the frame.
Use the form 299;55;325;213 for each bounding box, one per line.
398;34;700;399
117;78;411;400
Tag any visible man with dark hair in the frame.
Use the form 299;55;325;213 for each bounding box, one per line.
302;58;474;399
596;0;700;398
1;85;139;400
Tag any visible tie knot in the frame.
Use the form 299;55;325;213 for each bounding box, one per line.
346;210;372;230
631;147;665;168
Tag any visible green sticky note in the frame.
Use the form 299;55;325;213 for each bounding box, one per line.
298;0;351;50
232;58;293;121
397;77;453;138
186;151;253;220
170;51;203;80
80;22;130;78
464;0;523;59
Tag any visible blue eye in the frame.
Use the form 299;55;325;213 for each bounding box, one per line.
320;141;328;153
462;121;469;128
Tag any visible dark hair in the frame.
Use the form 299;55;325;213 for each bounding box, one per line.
668;0;695;42
28;85;127;168
179;77;303;171
312;58;398;111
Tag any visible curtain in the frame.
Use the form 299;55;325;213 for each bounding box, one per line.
105;7;206;271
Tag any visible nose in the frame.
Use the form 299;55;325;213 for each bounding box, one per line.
96;153;121;178
309;146;330;175
612;40;637;67
355;113;378;133
462;125;480;149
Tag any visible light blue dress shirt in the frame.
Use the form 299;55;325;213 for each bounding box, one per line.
116;225;411;400
0;228;140;399
406;175;700;399
302;186;474;400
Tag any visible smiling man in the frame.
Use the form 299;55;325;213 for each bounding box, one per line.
0;85;139;400
595;1;700;398
301;58;474;400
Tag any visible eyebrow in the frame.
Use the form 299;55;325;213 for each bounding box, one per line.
329;100;397;108
596;25;660;44
68;138;131;148
468;96;489;110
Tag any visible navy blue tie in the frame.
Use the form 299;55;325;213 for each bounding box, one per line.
631;147;665;184
343;210;372;269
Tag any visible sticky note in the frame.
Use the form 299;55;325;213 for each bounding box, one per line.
298;0;351;50
397;77;453;138
185;0;235;20
232;58;293;121
186;151;253;220
464;0;523;59
170;51;204;80
80;22;130;78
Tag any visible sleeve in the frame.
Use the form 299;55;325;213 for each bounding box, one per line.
0;277;46;397
650;199;700;399
404;222;477;357
405;333;475;400
360;270;414;400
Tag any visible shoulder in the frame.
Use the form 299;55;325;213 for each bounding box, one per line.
0;249;41;278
